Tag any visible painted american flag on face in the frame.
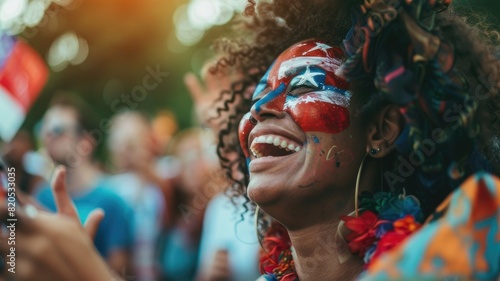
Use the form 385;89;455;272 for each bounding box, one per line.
251;39;352;135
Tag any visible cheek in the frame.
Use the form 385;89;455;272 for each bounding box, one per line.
309;135;353;164
238;113;255;158
287;96;350;134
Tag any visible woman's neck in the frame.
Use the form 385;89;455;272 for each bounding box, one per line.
285;194;364;281
288;220;363;281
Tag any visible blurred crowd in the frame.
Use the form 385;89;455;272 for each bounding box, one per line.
0;58;260;281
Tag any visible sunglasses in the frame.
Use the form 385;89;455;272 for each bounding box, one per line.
43;124;79;138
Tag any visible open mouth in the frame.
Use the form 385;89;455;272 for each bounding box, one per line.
250;134;301;158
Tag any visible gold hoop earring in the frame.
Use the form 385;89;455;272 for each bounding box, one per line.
354;153;368;217
335;154;368;262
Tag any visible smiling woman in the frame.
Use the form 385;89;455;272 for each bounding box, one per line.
213;0;500;280
1;0;500;281
237;40;370;226
239;47;354;160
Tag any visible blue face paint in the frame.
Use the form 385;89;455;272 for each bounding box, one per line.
254;83;286;113
246;157;251;172
241;39;352;151
253;63;273;100
312;136;320;144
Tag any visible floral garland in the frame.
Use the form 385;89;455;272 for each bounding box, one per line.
257;191;424;280
258;222;298;281
339;190;423;267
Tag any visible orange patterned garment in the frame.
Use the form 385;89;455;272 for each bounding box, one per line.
359;173;500;280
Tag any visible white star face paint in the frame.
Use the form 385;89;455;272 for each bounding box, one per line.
286;65;352;109
241;39;352;140
290;66;323;87
239;40;368;217
301;42;336;56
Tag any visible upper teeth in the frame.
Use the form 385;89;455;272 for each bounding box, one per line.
250;135;301;157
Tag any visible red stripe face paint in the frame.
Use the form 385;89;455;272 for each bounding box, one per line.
285;95;351;134
249;39;351;135
239;112;255;159
238;40;362;210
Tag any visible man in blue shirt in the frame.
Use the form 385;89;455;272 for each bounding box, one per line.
35;94;134;274
36;179;133;260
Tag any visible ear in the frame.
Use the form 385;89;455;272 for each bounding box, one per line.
366;105;404;158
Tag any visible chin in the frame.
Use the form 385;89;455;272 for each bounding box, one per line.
247;182;276;207
246;177;302;226
248;186;305;231
246;175;290;208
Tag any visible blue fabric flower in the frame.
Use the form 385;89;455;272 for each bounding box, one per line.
257;274;278;281
378;195;422;222
375;221;394;238
364;244;378;264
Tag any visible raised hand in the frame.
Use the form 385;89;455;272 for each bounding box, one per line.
184;71;227;127
50;166;104;238
0;166;116;281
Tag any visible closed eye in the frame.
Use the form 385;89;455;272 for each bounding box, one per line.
288;85;319;96
288;74;322;96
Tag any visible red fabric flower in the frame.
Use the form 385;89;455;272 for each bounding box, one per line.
259;222;294;275
281;273;298;281
340;211;379;256
368;215;421;267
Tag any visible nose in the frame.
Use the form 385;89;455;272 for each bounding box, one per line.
250;82;287;122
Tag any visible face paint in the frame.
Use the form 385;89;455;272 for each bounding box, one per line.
239;112;255;159
250;40;351;134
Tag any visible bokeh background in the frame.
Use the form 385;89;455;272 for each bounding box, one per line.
0;1;499;280
1;0;499;158
1;0;246;142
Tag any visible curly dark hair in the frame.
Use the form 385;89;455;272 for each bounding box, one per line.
212;0;500;218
